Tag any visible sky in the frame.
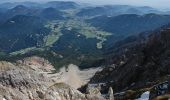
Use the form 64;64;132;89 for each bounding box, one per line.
2;0;170;9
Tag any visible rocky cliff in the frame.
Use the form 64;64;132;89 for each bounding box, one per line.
88;26;170;99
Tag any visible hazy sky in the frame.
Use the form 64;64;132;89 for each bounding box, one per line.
3;0;170;9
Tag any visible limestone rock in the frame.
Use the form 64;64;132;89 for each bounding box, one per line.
108;87;114;100
0;59;107;100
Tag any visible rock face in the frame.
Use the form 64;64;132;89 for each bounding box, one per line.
150;81;169;99
108;87;114;100
88;26;170;99
90;26;170;90
0;57;106;100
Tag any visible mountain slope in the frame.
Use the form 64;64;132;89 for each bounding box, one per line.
45;1;79;10
89;25;170;95
76;5;162;17
0;15;50;52
3;5;39;20
0;2;41;9
88;14;170;35
0;2;170;71
39;7;64;20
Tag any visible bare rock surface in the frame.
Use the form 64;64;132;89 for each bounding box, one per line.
0;56;105;100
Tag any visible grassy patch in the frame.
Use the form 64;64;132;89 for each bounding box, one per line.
64;19;112;49
44;21;64;46
10;47;44;56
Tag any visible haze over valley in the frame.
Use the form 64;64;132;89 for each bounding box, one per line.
0;1;170;100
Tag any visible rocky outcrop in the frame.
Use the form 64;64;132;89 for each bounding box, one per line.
108;87;114;100
89;26;170;99
0;57;107;100
150;81;170;99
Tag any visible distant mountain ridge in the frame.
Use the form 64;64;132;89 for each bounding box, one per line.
76;5;165;17
45;1;79;9
0;1;170;69
0;1;169;100
0;1;79;9
88;14;170;35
